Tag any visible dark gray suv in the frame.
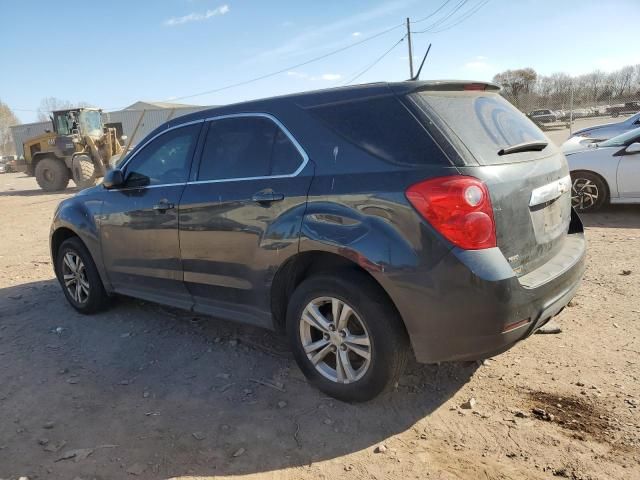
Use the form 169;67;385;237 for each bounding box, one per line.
50;81;586;401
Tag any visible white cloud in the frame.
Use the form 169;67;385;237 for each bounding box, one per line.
352;31;362;37
594;56;640;72
464;56;491;71
286;71;342;82
286;71;309;79
164;4;229;26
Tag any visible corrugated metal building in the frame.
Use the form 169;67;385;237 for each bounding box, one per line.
10;101;211;157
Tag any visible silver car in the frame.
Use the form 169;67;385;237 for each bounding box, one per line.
566;127;640;211
571;112;640;141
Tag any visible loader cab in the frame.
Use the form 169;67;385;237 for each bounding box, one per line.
52;108;103;139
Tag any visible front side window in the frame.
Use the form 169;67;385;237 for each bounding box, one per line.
125;124;201;187
198;116;303;181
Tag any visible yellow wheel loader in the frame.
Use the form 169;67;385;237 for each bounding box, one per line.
23;108;123;191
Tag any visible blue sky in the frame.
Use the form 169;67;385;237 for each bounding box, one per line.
2;0;638;123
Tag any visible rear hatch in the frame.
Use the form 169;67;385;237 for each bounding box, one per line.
407;85;571;276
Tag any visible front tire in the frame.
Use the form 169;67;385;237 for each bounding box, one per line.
35;157;70;191
72;154;98;189
286;272;409;402
571;171;608;212
55;237;109;314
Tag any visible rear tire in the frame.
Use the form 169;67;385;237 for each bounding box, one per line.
72;154;98;189
570;171;608;212
286;272;409;402
35;157;69;191
55;237;110;314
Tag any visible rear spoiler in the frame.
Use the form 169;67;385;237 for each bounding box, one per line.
411;80;501;93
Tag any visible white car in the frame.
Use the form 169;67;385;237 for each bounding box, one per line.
565;127;640;211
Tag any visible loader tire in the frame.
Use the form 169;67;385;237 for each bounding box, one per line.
35;157;70;192
72;155;98;189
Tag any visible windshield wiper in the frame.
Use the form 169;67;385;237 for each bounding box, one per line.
497;140;548;156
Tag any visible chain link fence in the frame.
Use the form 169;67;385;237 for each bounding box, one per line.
494;67;640;137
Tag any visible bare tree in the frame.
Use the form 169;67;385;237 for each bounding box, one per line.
492;68;538;107
0;100;21;156
36;98;94;121
37;97;72;121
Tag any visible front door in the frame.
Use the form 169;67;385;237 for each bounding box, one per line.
179;114;313;326
100;122;203;309
617;147;640;198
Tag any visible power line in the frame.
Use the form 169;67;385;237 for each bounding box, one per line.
413;0;470;33
427;0;490;33
344;35;407;85
117;1;470;106
411;0;453;23
162;23;406;104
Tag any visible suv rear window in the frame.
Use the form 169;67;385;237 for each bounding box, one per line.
307;95;447;166
411;91;548;165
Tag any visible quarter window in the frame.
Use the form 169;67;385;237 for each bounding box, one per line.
125;124;201;187
198;116;303;181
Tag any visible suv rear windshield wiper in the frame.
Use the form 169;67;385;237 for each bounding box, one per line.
497;140;548;156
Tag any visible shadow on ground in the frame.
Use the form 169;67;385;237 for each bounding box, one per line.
0;280;476;479
580;204;640;229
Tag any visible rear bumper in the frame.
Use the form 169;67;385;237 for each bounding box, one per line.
381;212;586;363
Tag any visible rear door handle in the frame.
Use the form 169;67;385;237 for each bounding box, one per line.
251;191;285;204
153;200;175;212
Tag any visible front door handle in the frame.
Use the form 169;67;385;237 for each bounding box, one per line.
251;191;285;204
153;199;175;212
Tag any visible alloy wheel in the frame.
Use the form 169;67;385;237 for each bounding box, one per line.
61;251;90;304
571;177;599;210
299;296;371;384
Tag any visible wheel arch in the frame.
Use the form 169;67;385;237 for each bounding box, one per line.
270;250;408;339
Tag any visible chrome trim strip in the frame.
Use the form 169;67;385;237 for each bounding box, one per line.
529;175;571;207
111;112;309;190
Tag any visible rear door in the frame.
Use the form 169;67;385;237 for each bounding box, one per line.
100;122;202;308
178;114;313;327
409;89;572;276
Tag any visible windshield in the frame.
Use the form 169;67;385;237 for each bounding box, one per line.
79;110;103;138
599;126;640;147
412;91;548;165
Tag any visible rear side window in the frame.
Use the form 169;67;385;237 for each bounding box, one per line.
412;91;548;165
307;96;447;166
198;116;304;181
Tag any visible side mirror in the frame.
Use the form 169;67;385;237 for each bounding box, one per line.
103;169;125;189
626;142;640;154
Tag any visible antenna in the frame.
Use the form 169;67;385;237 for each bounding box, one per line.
410;43;432;81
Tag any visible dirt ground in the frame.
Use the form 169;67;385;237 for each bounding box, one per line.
0;171;638;480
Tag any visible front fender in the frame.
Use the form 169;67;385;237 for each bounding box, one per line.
50;195;111;291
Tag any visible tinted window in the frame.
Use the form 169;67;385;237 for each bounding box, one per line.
125;124;200;186
307;96;446;166
413;91;548;165
271;128;303;175
198;116;303;180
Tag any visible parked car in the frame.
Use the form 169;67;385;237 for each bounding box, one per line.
566;127;640;211
50;81;586;401
0;156;15;173
571;112;640;141
528;109;558;124
606;102;640;117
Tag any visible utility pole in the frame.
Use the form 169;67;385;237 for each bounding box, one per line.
406;17;414;78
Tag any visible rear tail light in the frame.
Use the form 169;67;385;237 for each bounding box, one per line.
406;175;497;250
